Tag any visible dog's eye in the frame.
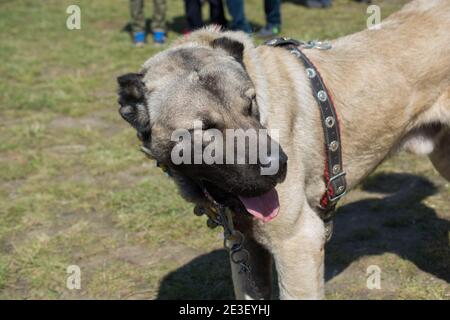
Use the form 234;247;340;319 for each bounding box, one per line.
244;99;254;117
243;88;256;117
245;98;257;117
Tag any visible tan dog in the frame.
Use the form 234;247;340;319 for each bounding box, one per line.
117;0;450;299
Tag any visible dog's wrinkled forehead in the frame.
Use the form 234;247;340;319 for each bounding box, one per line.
139;45;252;125
141;47;218;81
142;47;249;90
142;36;246;80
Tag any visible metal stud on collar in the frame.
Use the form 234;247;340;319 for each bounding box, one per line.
317;90;328;102
306;68;316;79
290;49;301;58
325;116;335;128
329;140;339;152
332;164;340;175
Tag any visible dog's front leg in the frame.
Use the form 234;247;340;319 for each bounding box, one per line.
272;205;326;299
229;233;273;300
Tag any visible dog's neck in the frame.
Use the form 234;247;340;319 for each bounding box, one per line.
248;1;450;206
304;2;450;187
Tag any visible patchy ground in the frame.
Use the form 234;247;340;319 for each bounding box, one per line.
0;0;448;299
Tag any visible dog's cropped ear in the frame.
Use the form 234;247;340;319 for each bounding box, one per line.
211;37;244;63
117;73;145;101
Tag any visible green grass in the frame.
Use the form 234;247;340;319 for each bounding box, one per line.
0;0;448;299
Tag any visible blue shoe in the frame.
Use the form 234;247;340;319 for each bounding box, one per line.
133;31;146;47
153;30;166;45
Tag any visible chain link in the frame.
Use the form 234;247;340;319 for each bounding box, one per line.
217;206;262;298
198;189;263;298
217;206;252;274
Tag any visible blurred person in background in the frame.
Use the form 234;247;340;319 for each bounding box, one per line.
129;0;167;46
225;0;252;33
304;0;332;8
225;0;282;37
257;0;282;37
303;0;371;8
184;0;227;33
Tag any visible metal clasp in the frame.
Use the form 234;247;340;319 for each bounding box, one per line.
327;171;347;202
303;40;332;50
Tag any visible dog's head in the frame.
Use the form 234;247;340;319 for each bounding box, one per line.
117;31;287;221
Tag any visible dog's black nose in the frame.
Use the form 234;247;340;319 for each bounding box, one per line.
259;150;288;180
260;150;288;168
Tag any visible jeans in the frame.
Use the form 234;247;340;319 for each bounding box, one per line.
226;0;281;32
184;0;227;30
264;0;281;25
225;0;251;32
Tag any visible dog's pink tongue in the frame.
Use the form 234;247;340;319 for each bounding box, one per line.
238;188;280;223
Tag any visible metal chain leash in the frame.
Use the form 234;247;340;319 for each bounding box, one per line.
197;189;263;299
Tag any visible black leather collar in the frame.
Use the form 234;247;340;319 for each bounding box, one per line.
264;37;347;237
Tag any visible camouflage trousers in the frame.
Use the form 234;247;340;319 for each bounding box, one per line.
129;0;167;33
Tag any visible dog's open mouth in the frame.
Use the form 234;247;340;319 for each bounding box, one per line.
202;181;280;223
238;189;280;222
